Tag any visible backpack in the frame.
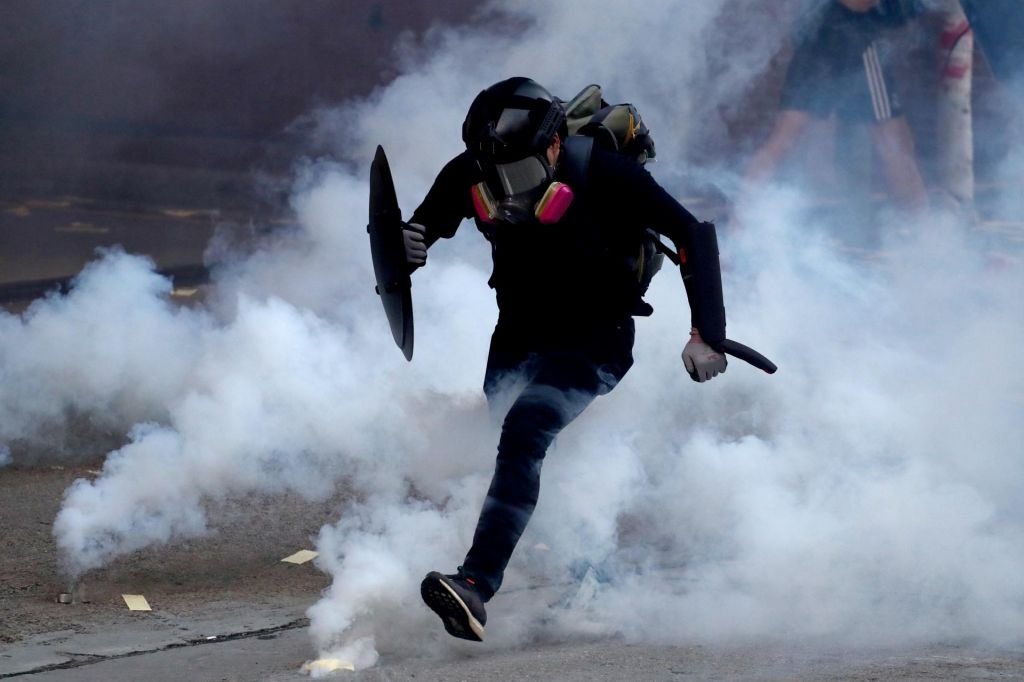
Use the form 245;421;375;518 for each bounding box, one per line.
559;84;673;306
564;84;656;164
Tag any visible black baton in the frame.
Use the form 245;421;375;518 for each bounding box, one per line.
720;339;777;374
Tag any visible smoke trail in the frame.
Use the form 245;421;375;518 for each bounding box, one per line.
32;0;756;575
49;225;499;574
308;190;1024;662
0;250;210;453
300;0;1024;665
0;0;1018;669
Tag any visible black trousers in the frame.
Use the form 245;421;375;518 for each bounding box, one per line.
460;319;635;600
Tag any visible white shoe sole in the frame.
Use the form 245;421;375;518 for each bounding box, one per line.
421;574;485;642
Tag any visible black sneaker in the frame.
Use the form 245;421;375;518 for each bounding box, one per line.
420;571;487;641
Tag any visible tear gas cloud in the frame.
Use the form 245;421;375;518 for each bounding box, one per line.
0;0;1022;667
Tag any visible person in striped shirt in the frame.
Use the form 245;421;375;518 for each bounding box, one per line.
743;0;929;212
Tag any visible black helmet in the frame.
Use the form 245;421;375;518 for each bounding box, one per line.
462;77;567;163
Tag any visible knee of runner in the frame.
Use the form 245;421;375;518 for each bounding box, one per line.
480;487;539;519
514;383;586;419
496;426;554;463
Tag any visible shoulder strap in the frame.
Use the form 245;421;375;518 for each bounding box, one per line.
560;135;594;193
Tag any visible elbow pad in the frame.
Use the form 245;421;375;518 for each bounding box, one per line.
678;221;726;348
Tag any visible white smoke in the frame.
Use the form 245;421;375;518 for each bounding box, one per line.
300;0;1024;666
307;191;1024;662
0;0;1019;670
0;249;210;450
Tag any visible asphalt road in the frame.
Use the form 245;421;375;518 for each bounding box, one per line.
5;466;1024;682
0;0;481;305
0;197;221;285
12;621;1024;681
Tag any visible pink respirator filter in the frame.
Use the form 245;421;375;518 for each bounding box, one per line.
470;183;497;223
534;182;573;224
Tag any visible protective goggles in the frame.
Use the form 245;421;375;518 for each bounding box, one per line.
470;154;573;225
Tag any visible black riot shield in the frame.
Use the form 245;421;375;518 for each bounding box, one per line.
368;145;414;361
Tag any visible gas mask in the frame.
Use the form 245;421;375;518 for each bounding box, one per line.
470;153;574;226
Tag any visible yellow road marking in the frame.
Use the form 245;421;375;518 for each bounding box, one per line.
54;222;109;235
122;594;152;611
26;199;72;209
281;550;319;565
162;208;218;219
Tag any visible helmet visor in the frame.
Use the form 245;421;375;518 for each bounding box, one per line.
488;154;551;200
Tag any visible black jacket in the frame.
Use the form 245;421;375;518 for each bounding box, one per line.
410;144;700;338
